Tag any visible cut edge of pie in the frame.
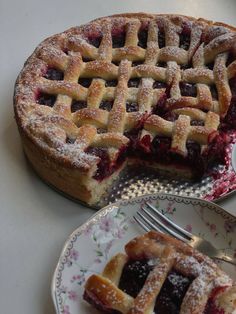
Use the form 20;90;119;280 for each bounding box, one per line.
83;231;236;314
14;13;236;204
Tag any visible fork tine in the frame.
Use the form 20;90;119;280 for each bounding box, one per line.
145;202;193;239
133;215;159;233
137;211;188;243
135;212;164;234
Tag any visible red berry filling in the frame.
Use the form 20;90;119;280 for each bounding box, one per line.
203;287;227;314
71;100;87;112
37;92;56;107
86;146;127;181
88;35;102;48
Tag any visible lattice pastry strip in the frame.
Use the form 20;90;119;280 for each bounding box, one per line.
14;13;236;205
84;232;236;314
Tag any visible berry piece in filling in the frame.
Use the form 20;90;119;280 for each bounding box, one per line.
118;259;193;314
179;22;191;50
128;78;140;88
44;68;64;80
71;100;87;112
86;147;111;181
105;80;118;87
223;77;236;128
37;92;56;107
138;28;148;48
154;270;193;314
118;259;153;297
126;102;139;112
112;32;126;48
158;30;165;48
179;82;197;97
88;35;102;48
78;78;93;87
99;101;113;111
153;81;167;89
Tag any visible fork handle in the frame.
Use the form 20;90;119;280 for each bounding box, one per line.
213;252;236;266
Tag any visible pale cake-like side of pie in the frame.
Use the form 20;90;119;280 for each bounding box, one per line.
14;13;236;205
84;231;236;314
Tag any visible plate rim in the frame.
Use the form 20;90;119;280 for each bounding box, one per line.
51;192;236;314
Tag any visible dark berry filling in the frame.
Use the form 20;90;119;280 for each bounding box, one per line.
210;85;218;100
118;259;153;297
128;78;140;88
138;28;148;48
66;136;76;144
163;111;178;122
86;147;110;180
86;146;127;181
206;62;214;71
126;102;139;112
153;81;167;89
88;36;102;48
118;259;193;314
190;120;205;126
105;80;118;87
82;56;93;62
99;101;113;111
222;77;236;128
37;93;56;107
44;68;64;81
71;100;87;112
157;61;167;68
112;32;126;48
154;271;193;314
179;22;191;50
132;60;143;66
179;82;197;97
78;78;93;88
158;30;165;48
180;63;192;70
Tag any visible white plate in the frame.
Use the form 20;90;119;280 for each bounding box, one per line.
51;194;236;314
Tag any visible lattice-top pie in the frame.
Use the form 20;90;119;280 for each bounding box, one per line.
84;231;236;313
14;13;236;205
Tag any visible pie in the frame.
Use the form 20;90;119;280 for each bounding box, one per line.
83;231;236;314
14;13;236;205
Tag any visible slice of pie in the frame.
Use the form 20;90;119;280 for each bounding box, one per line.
83;231;236;314
14;13;236;205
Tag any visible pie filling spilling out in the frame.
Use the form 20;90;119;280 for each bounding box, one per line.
14;13;236;204
83;231;236;314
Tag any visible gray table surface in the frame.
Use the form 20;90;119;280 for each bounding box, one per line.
1;0;236;313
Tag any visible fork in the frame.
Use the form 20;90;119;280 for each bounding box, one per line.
134;202;236;266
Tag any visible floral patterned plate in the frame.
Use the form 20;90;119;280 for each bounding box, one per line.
51;193;236;314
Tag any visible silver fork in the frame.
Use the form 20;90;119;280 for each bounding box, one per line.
134;201;236;266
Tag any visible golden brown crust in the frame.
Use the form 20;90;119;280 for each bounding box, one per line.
84;231;236;314
14;13;236;204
